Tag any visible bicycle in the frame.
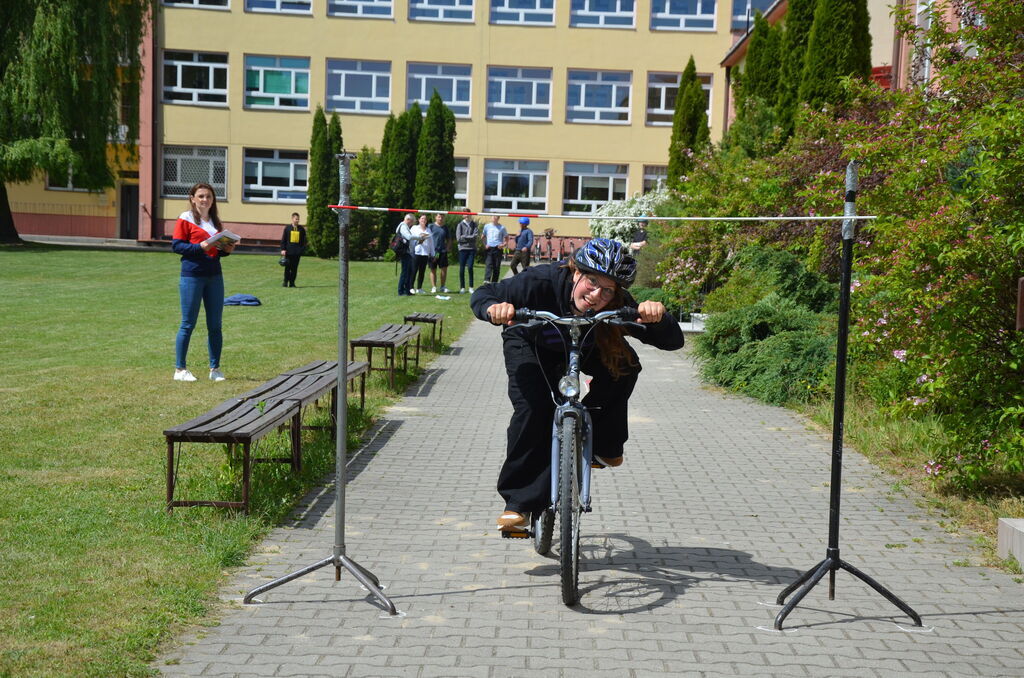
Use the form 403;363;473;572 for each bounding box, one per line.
502;306;643;606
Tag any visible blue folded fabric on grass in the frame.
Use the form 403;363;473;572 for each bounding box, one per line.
224;294;262;306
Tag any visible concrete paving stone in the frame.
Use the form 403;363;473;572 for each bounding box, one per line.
419;666;491;678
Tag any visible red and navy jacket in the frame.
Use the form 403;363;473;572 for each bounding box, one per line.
172;211;228;277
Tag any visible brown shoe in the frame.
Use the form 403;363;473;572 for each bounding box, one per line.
593;455;623;468
497;511;529;530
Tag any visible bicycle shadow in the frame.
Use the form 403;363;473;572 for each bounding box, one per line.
524;532;804;615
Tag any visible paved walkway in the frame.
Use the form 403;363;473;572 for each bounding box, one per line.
159;318;1024;677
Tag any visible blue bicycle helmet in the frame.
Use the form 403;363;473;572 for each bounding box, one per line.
573;238;637;289
518;216;530;225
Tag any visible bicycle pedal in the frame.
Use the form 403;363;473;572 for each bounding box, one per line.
500;529;530;539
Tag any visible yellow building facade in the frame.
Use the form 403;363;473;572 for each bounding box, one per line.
11;0;745;243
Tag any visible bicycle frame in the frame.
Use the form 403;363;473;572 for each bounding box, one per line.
548;325;595;512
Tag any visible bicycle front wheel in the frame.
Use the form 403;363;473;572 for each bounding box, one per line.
558;416;582;606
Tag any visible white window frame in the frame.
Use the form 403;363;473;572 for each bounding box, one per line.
454;157;469;206
646;71;712;125
409;0;474;22
163;0;230;8
643;165;667;193
489;0;554;25
915;0;934;83
570;0;635;27
243;148;308;202
483;159;548;212
562;162;627;214
45;167;92;192
487;66;552;121
327;0;393;17
566;69;631;124
162;50;229;106
244;55;310;110
326;59;391;114
407;63;472;117
245;0;312;12
651;0;717;31
161;146;228;199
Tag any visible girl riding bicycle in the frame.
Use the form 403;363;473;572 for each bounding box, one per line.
470;238;684;532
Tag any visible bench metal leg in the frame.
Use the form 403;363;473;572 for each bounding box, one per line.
359;372;366;410
242;442;251;515
166;439;175;513
290;410;302;472
414;334;421;369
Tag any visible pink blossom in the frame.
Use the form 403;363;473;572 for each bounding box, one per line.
893;349;908;362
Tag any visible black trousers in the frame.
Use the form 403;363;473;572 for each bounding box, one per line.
283;254;301;285
484;247;503;283
498;334;640;514
510;249;531;274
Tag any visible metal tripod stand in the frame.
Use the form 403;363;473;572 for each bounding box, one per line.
774;161;921;631
243;152;398;615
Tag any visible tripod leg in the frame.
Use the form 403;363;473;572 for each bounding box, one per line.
777;557;828;604
243;556;333;604
774;557;834;630
838;558;922;626
339;555;398;615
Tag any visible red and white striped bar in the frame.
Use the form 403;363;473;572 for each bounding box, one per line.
329;205;876;222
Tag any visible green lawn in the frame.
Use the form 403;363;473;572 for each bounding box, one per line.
0;244;477;677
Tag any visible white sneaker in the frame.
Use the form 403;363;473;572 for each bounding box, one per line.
441;287;449;293
417;289;427;295
430;287;437;293
173;369;197;382
410;288;417;295
459;288;466;294
209;369;226;382
469;287;474;293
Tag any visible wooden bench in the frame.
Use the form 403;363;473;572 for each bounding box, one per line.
163;360;369;514
349;324;421;389
403;312;445;349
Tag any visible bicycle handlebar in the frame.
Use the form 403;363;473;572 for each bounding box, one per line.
513;306;642;328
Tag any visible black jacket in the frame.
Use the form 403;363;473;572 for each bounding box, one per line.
280;224;307;256
470;261;684;354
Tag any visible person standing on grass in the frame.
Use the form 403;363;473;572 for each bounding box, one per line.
456;213;479;293
509;216;534;275
396;213;416;296
279;212;307;287
429;212;451;293
172;182;235;382
411;214;434;295
482;215;507;284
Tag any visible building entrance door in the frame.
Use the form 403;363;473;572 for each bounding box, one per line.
119;184;139;240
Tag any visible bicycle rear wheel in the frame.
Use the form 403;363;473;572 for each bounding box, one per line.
558;416;582;606
533;509;554;555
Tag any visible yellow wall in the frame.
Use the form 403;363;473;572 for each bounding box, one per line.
158;0;735;236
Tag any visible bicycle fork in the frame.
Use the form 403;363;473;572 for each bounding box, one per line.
550;404;594;512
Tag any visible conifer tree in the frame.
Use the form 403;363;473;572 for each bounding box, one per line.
798;0;872;109
743;12;782;104
305;106;335;258
349;146;380;259
374;115;398;249
667;56;710;190
774;0;817;137
413;92;455;210
0;1;153;243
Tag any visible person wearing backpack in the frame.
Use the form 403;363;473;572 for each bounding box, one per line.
394;213;416;296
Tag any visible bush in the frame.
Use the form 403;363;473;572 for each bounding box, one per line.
694;293;825;360
630;285;682;318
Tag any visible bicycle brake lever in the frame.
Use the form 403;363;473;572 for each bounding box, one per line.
610;319;646;331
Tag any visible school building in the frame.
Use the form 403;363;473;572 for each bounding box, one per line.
8;0;914;246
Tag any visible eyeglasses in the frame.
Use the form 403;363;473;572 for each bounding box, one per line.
580;274;617;301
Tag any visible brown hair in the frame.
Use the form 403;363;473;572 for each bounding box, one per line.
187;183;222;230
565;260;638;379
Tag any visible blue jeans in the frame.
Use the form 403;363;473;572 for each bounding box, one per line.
176;275;224;370
458;249;475;288
397;251;415;295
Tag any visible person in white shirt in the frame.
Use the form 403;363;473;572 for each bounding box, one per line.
411;214;434;294
482;215;507;284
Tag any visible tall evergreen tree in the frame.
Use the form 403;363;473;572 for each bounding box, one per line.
311;111;343;257
0;1;153;243
374;114;399;248
305;106;335;258
382;105;422;210
774;0;817;137
349;146;381;259
667;56;699;190
413;92;456;210
743;12;782;104
798;0;873;109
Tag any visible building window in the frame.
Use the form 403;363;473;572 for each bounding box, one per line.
245;0;311;11
326;59;390;114
243;149;308;202
730;0;772;31
407;63;472;117
651;0;716;30
570;0;635;27
163;0;229;8
643;165;667;193
914;0;934;83
46;167;92;192
454;157;469;206
244;55;310;109
483;159;548;212
563;162;627;214
490;0;554;25
162;146;228;198
409;0;474;21
646;71;712;125
327;0;393;16
163;50;228;105
566;69;631;124
487;67;551;120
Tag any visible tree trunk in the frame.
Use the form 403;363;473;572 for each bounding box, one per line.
0;183;24;244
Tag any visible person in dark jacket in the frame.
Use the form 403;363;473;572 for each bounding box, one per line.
470;238;684;532
280;212;307;287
